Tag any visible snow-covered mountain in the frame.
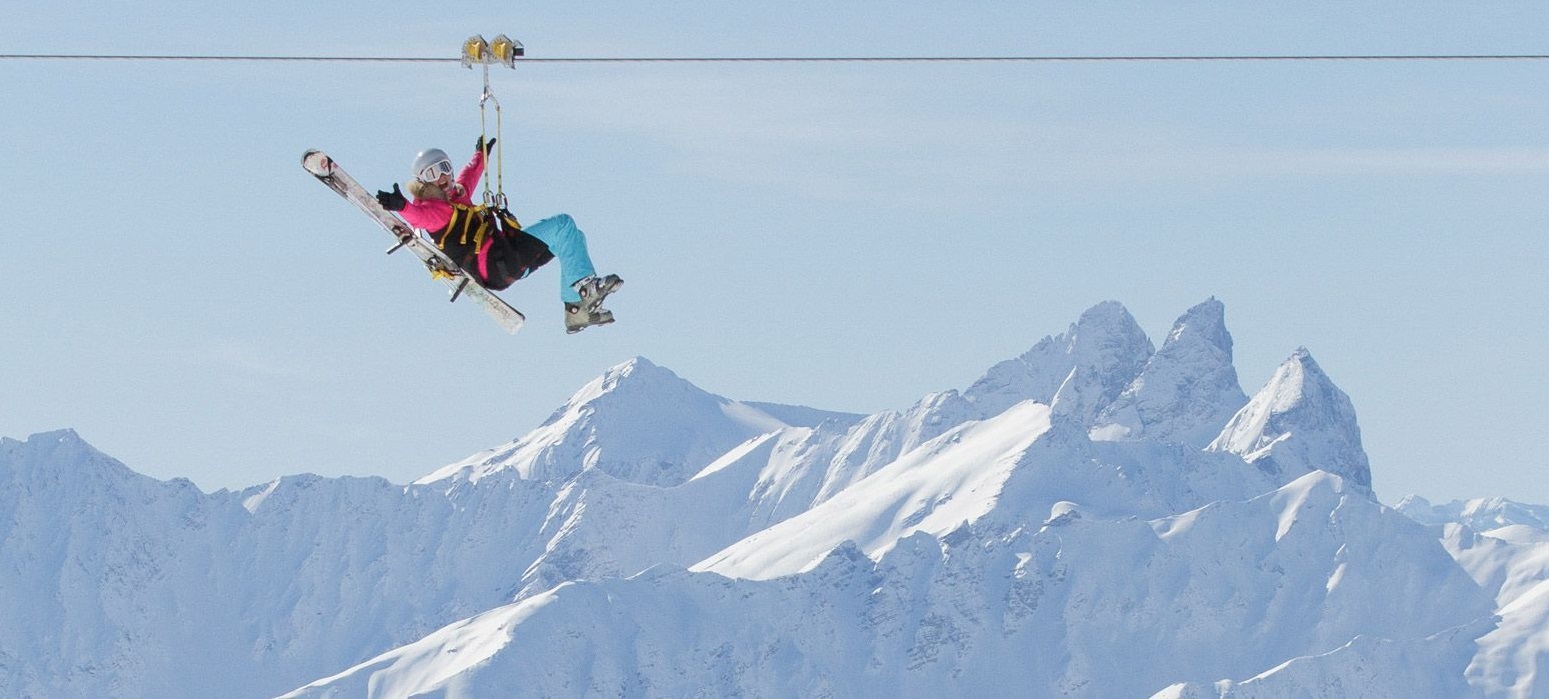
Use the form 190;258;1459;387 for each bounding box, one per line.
4;299;1544;698
1395;497;1549;698
0;430;563;698
1399;495;1549;532
290;470;1492;698
414;356;850;487
1208;347;1373;496
963;299;1153;422
1091;297;1248;447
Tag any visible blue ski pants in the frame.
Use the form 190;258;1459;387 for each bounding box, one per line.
521;214;597;303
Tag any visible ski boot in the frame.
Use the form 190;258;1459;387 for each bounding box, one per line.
565;302;615;334
572;274;624;314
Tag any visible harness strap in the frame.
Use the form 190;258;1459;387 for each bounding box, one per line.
431;204;543;289
435;205;490;254
477;235;495;281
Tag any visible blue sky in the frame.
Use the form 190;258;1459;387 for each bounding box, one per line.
3;2;1547;505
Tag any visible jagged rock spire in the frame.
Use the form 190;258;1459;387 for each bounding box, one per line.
964;301;1154;423
1090;298;1248;447
1209;348;1374;496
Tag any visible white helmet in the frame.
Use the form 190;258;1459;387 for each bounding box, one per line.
411;148;453;182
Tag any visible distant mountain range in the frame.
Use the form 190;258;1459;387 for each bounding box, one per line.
3;299;1542;697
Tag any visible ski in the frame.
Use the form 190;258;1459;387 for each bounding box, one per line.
301;149;525;334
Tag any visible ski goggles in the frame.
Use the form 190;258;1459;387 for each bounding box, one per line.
417;159;454;182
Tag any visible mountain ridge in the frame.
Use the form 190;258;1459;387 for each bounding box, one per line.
3;299;1542;698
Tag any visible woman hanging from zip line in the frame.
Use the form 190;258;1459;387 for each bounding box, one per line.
375;136;622;334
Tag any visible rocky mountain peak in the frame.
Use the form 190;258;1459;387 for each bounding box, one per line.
1208;347;1372;496
1090;298;1248;447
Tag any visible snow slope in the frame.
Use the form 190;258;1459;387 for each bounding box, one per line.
694;401;1282;582
290;472;1492;698
1158;620;1494;699
696;400;1056;579
1391;495;1549;697
1416;511;1549;698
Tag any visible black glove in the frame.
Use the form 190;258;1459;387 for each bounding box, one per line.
376;184;407;211
476;136;496;155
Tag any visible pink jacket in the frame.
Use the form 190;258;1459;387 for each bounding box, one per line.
399;151;486;232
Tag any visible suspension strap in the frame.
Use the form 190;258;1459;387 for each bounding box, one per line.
495;88;505;206
479;65;508;210
465;33;521;211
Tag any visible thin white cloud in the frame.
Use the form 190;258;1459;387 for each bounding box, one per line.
1016;144;1549;184
1224;146;1549;177
186;340;317;381
432;68;1549;213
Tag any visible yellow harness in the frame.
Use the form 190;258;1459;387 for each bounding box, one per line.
430;204;525;282
435;204;494;254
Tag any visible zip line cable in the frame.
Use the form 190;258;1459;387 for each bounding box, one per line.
4;53;1549;64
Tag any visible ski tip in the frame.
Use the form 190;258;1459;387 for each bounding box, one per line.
301;149;333;177
496;310;525;334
